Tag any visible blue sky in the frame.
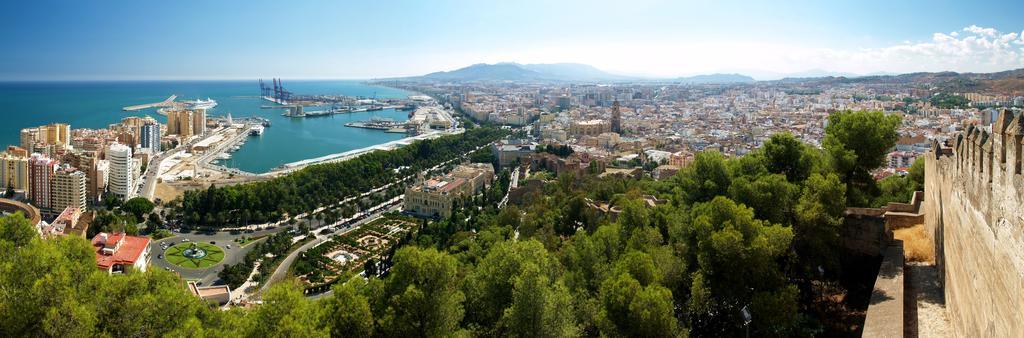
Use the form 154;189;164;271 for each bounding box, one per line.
3;0;1023;80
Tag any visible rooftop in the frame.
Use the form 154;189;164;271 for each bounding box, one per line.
91;232;150;270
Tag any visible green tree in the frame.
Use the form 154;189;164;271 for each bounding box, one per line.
244;282;327;337
0;212;38;248
728;173;799;225
793;173;847;275
502;264;579;338
672;151;731;204
103;193;123;210
464;240;555;329
326;281;375;338
762;132;813;182
381;247;465;337
599;272;678;336
683;197;795;336
873;156;925;207
823;110;901;206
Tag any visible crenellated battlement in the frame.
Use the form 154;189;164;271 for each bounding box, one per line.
925;108;1024;337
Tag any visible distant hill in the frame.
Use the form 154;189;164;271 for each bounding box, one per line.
674;73;755;84
390;63;1024;94
396;63;759;83
401;62;630;82
415;63;548;82
772;68;1024;96
519;63;634;81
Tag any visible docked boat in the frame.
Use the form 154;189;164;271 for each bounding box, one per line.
249;125;265;136
182;98;218;110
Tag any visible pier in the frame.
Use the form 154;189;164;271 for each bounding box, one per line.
123;95;177;111
262;95;289;105
345;118;409;132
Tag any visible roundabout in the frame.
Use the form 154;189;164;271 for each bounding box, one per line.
165;242;225;269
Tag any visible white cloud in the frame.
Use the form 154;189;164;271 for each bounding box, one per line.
439;25;1024;80
833;26;1024;74
964;25;998;36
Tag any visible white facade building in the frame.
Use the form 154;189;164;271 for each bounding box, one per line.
107;143;135;200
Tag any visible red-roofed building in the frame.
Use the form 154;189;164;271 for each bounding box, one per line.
91;232;151;274
38;205;82;238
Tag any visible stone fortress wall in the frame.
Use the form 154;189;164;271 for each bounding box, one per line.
924;109;1024;337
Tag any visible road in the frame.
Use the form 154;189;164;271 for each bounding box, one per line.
137;146;185;200
152;136;497;296
256;141;496;295
149;225;288;286
259;200;403;295
136;126;233;200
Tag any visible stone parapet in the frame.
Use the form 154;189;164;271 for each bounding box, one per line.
924;109;1024;337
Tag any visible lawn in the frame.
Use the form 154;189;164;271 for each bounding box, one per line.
164;242;225;269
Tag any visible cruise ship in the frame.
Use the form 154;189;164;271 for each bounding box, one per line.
182;98;218;110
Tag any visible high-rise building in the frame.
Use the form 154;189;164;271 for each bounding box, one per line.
557;96;572;111
192;109;207;136
611;99;622;134
52;165;87;213
110;116;160;149
21;123;71;150
28;154;57;210
167;109;196;138
139;122;161;153
46;123;71;148
165;109;206;139
64;150;102;204
107;143;135;200
0;151;29;191
166;111;177;137
20;128;39;150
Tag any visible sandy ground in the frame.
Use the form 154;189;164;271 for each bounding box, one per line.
155;174;271;202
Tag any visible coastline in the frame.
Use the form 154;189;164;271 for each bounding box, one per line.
262;128;464;177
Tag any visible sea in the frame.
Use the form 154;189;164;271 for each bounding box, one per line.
0;80;413;173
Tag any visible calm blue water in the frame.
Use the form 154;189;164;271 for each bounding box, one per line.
0;80;412;173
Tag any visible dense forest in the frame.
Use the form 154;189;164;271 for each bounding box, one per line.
170;127;507;227
0;110;921;336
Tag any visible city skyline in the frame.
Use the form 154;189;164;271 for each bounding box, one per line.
2;0;1023;80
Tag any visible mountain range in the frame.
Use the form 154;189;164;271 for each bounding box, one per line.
393;63;754;84
386;62;1024;94
403;63;627;82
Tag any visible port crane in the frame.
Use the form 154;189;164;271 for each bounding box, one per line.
258;78;293;104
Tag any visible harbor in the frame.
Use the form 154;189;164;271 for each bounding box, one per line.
345;118;411;133
0;79;432;175
259;78;421;118
122;95;177;111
